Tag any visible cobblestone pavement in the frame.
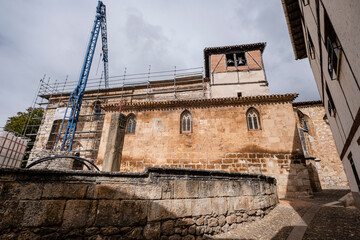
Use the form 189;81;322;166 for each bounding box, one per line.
209;190;360;240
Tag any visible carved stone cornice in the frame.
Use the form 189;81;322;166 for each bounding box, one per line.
103;93;298;112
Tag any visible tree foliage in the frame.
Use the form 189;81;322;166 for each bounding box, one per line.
5;107;43;137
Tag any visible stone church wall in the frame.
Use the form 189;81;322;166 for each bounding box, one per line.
99;100;312;198
295;104;349;189
0;167;277;239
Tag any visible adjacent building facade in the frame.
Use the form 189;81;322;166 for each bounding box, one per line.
282;0;360;207
28;42;349;198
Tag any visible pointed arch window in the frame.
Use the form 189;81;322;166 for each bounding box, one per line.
126;114;136;134
181;111;192;133
247;108;260;130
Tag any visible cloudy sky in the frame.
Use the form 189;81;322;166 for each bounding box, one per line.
0;0;319;127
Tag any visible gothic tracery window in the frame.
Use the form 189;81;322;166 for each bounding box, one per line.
247;108;260;130
181;111;192;133
126;114;136;134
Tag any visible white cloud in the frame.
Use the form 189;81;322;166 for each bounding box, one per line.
0;0;319;126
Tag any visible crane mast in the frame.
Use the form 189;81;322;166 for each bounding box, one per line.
55;1;109;151
100;3;109;88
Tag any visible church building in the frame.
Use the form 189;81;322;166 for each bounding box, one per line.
29;42;348;198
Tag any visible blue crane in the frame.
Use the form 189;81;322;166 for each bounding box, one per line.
55;1;109;151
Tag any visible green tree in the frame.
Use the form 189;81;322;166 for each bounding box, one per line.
4;107;44;165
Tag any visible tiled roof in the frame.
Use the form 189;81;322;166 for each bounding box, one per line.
204;42;266;54
103;93;298;112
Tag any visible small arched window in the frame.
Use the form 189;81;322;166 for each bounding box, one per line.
247;108;260;130
94;101;102;121
126;114;136;134
180;110;192;133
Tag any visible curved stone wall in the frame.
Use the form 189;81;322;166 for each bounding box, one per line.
0;167;278;239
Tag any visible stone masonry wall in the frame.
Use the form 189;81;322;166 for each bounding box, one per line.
119;152;311;199
98;101;312;198
32;80;210;163
0;167;278;240
27;150;75;171
295;104;349;189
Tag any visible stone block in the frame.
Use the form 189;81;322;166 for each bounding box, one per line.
227;197;235;213
240;181;253;196
210;197;228;215
18;183;43;200
148;199;173;221
17;230;39;240
125;226;143;240
175;218;195;227
134;184;162;200
169;234;182;240
253;196;265;209
172;199;192;218
161;181;174;199
198;181;215;198
208;218;218;227
0;200;23;229
196;226;205;235
143;222;161;240
96;200;148;227
20;200;65;227
93;184;134;199
230;196;249;211
174;181;199;199
84;227;99;236
218;215;226;227
191;198;211;216
100;226;120;235
94;200;121;226
161;220;175;235
236;216;244;223
0;182;21;200
226;214;236;224
247;196;254;209
102;112;126;172
120;200;148;226
213;181;228;197
62;200;93;228
227;181;242;196
42;183;87;199
188;225;196;235
252;181;261;195
264;183;272;195
195;217;204;226
183;235;195;240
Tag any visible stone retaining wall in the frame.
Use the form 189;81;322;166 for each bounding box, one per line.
0;167;278;239
120;152;312;198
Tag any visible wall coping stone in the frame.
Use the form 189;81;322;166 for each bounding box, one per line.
0;167;276;184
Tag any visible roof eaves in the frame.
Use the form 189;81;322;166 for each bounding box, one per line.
281;0;307;60
203;42;267;78
104;93;299;112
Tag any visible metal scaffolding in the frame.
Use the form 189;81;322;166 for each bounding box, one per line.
22;67;205;164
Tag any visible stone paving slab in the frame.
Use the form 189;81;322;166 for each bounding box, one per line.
302;206;360;240
209;199;313;239
209;190;360;240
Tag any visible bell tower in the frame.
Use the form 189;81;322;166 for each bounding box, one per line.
204;42;270;98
